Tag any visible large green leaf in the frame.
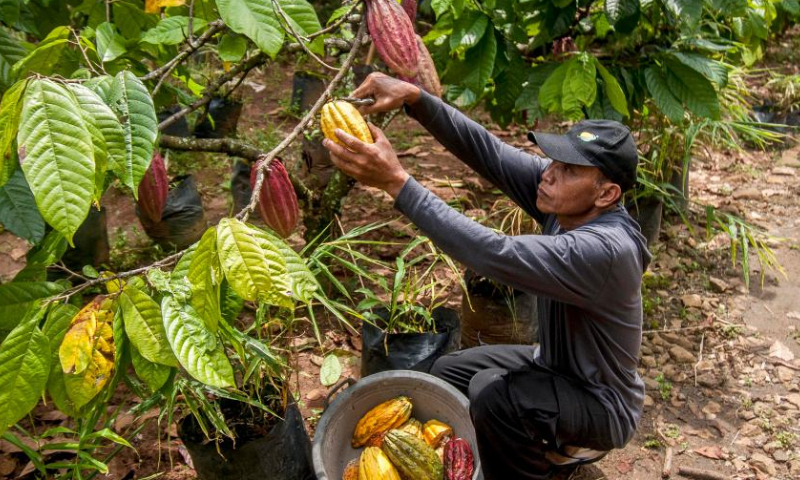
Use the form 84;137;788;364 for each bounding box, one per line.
96;22;127;62
66;84;110;203
217;0;285;57
77;80;126;191
449;11;488;56
0;29;29;91
0;282;64;331
668;52;728;87
249;225;317;304
644;66;685;123
17;79;95;245
664;58;720;120
430;0;453;18
604;0;640;34
515;63;558;118
107;71;157;197
171;243;198;281
112;1;159;39
84;75;114;102
663;0;701;26
0;167;45;243
0;0;20;26
0;79;28;183
594;60;628;117
277;0;323;55
187;228;222;332
216;218;273;302
161;295;234;388
142;16;209;45
130;345;171;392
443;28;497;94
0;311;50;435
119;286;178;367
247;227;292;308
561;53;597;119
217;33;248;62
11;26;70;79
538;61;569;114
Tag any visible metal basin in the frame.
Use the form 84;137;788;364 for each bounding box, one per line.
312;370;482;479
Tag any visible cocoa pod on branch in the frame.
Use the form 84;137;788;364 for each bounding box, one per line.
365;0;418;78
249;159;300;238
137;151;169;223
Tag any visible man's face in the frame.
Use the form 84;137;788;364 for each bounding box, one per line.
535;160;604;215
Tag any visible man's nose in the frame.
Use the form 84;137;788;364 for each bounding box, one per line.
542;165;555;184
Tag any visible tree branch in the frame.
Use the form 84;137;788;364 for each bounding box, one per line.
158;135;313;202
142;19;226;83
158;51;268;132
237;14;369;223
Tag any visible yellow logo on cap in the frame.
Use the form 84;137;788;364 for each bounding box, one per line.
578;131;598;142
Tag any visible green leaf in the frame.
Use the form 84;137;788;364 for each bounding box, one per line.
161;295;234;388
594;60;628;117
538;61;569;114
171;243;198;281
0;282;64;331
216;218;273;302
142;16;209;45
217;33;248;62
187;228;221;332
84;75;115;102
0;79;28;183
95;22;127;62
17;79;95;245
0;168;45;243
668;52;728;87
12;26;70;79
217;0;285;57
782;0;800;15
515;63;558;119
644;66;685;123
449;11;488;56
112;1;158;39
0;0;20;26
119;286;178;367
431;0;453;18
42;303;80;417
247;227;293;308
663;0;701;26
107;71;158;197
0;313;50;435
562;53;597;119
0;29;29;91
66;83;113;203
604;0;640;34
249;225;318;303
277;0;324;55
130;345;171;392
443;27;497;94
319;354;341;387
664;58;720;120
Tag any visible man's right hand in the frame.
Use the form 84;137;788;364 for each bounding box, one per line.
350;72;421;115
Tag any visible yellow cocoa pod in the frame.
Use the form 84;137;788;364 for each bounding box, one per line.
342;458;359;480
359;447;401;480
320;101;374;147
352;396;412;448
423;419;453;448
399;418;424;440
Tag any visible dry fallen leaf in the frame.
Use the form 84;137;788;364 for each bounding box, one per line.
694;445;725;460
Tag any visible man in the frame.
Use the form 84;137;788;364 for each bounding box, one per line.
322;72;651;480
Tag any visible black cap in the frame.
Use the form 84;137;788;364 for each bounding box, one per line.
527;119;638;192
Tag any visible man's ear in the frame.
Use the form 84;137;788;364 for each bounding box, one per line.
595;182;622;208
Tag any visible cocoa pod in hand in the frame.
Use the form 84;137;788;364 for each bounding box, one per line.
137;151;168;223
249;159;299;238
444;438;474;480
366;0;418;78
320;101;374;147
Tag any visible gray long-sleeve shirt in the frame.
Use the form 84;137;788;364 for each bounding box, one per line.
395;91;652;448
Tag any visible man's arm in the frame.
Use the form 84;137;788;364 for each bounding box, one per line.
350;73;548;223
394;176;612;306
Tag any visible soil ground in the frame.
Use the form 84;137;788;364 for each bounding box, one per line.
1;55;799;480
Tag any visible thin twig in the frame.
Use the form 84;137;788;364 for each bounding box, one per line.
70;28;102;76
188;0;195;45
269;0;338;71
238;14;369;223
105;0;110;23
142;19;225;84
158;51;268;132
693;332;705;387
309;3;362;40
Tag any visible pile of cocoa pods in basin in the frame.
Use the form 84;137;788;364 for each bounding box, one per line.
342;396;474;480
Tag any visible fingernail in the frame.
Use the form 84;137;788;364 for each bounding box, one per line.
322;139;330;147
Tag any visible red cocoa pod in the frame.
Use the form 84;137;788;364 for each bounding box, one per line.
249;159;299;238
444;438;474;480
414;35;442;97
401;0;417;22
366;0;418;78
137;151;168;223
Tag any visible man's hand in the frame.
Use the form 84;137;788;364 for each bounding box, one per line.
322;123;410;198
351;72;421;115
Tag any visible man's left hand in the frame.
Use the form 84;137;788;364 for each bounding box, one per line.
322;123;410;198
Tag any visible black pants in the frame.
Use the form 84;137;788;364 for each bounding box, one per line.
430;345;616;480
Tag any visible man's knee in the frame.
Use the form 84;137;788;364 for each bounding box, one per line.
468;369;508;424
429;350;464;380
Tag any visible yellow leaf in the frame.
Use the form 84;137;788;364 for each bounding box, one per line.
59;302;99;375
145;0;185;14
102;272;124;293
64;350;114;408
